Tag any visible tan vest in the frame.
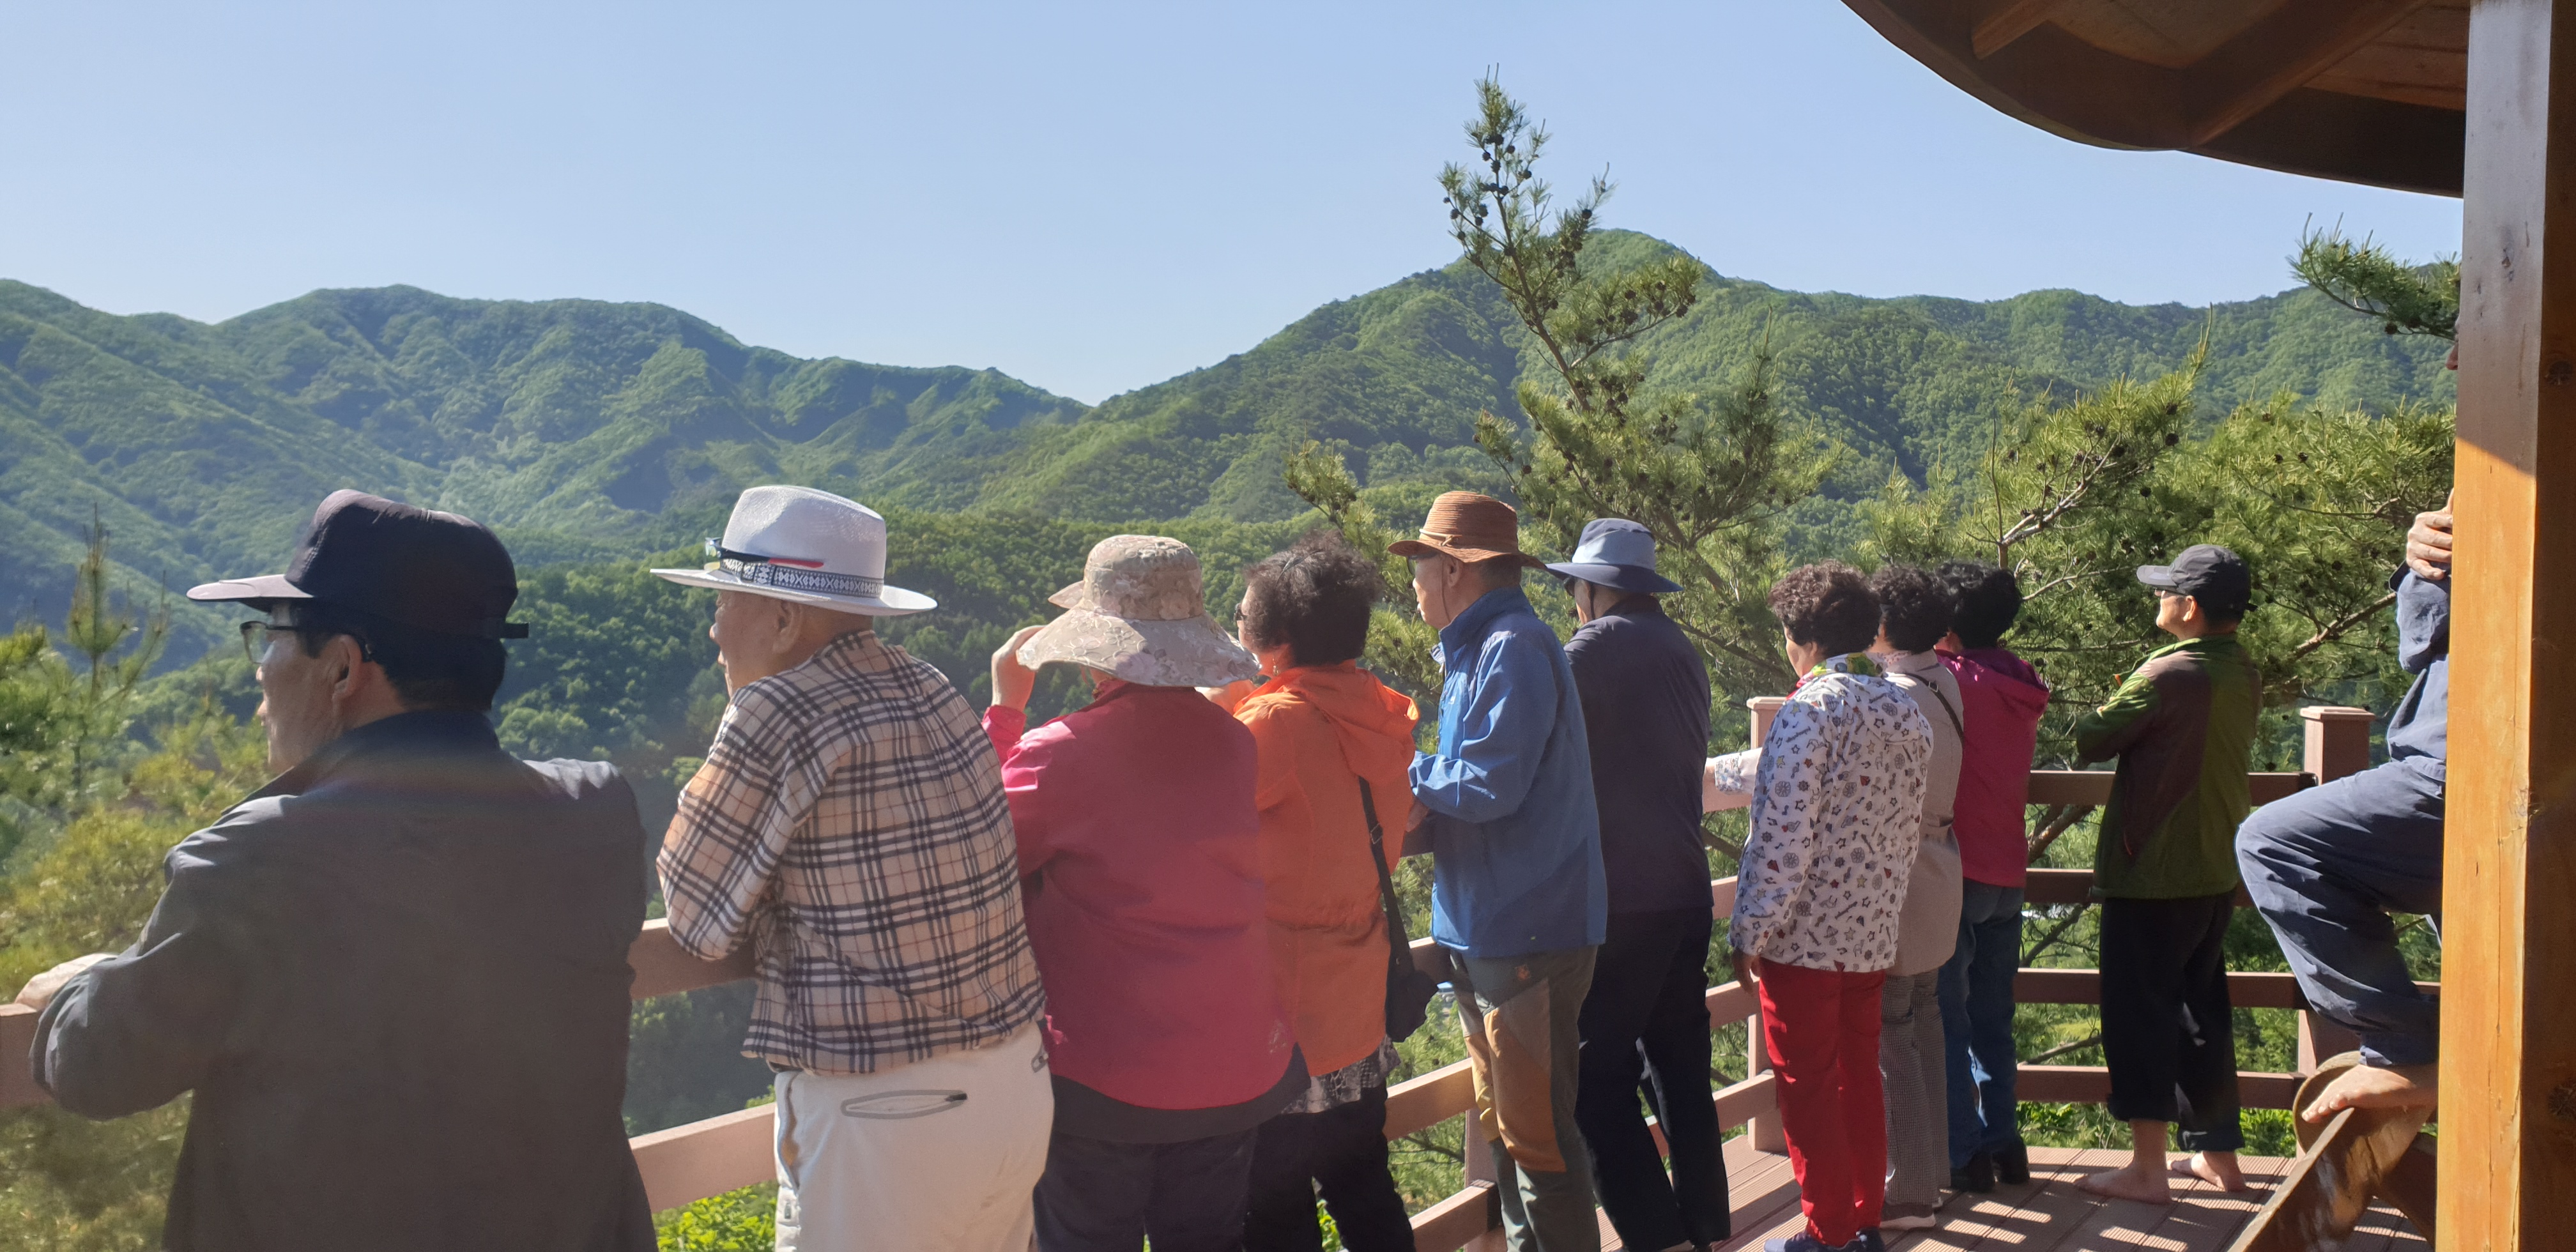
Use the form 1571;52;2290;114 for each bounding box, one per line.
1883;652;1965;975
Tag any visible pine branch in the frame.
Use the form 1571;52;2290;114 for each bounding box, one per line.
2285;590;2399;662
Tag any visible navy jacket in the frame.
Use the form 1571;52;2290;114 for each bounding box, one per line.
1411;586;1607;958
1564;595;1713;915
2386;569;2448;781
32;711;654;1252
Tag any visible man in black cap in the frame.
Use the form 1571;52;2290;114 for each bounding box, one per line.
1547;519;1729;1252
2070;543;2261;1205
14;490;654;1252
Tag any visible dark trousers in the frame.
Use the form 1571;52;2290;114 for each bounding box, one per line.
1033;1126;1258;1252
2235;760;2445;1067
2098;892;2244;1152
1574;907;1729;1252
1243;1085;1414;1252
1938;880;2024;1167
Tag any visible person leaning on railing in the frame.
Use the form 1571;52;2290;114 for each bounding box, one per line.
1708;561;1931;1252
15;491;656;1252
985;535;1307;1252
1929;561;2046;1195
2070;544;2259;1205
1204;531;1421;1252
1547;518;1732;1252
651;486;1049;1252
2235;493;2451;1125
1393;491;1609;1252
1866;564;1966;1235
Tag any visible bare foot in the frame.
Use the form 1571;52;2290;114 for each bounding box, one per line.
2170;1151;2250;1192
2076;1159;2174;1204
2302;1063;2438;1126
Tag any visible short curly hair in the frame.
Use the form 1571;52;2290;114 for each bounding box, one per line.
1870;564;1956;653
1768;562;1881;658
1241;531;1384;668
1938;561;2024;649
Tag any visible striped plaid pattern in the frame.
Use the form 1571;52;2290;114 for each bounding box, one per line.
660;630;1044;1073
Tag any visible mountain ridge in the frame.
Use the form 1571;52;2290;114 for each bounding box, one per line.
0;232;2453;662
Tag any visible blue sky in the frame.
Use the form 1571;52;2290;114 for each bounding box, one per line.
3;1;2462;404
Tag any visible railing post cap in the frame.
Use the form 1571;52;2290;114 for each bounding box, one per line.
1745;696;1788;710
2299;705;2375;723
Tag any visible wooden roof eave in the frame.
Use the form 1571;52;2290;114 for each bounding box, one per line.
1841;0;2466;197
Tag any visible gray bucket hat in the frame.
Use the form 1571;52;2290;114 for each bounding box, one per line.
1017;535;1261;688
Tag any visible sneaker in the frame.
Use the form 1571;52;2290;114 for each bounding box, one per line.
1762;1235;1833;1252
1949;1151;1995;1193
1882;1202;1938;1230
1993;1141;2031;1186
1849;1233;1889;1252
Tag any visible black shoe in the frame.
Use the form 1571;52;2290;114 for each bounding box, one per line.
1993;1141;2030;1186
1949;1151;1995;1193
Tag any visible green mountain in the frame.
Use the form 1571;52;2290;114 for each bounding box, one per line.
0;231;2453;664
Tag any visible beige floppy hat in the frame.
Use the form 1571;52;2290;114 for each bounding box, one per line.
1017;535;1261;688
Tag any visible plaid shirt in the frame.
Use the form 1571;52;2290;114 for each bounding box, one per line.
661;630;1043;1073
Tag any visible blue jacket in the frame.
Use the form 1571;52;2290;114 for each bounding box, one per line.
2386;569;2448;781
1565;595;1712;915
1411;586;1607;958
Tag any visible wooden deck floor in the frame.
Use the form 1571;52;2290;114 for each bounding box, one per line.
1471;1141;2426;1251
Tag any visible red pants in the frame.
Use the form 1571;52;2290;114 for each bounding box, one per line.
1758;959;1888;1246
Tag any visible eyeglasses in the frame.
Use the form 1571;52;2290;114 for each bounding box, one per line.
239;621;361;666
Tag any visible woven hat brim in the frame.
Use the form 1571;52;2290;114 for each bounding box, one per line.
648;567;936;616
1016;607;1261;688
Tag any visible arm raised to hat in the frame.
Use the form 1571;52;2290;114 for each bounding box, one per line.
1406;627;1556;825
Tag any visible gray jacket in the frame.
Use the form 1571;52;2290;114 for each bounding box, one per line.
33;711;654;1252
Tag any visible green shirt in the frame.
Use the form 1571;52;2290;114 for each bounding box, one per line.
2073;634;2260;899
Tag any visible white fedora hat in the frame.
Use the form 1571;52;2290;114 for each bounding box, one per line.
650;485;935;616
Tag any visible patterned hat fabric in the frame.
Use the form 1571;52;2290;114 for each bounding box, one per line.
1016;535;1261;688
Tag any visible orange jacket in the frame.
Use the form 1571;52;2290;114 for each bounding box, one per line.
1232;662;1420;1076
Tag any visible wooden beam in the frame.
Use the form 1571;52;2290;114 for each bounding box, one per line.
629;1104;774;1213
2231;1104;2432;1251
1408;1181;1498;1252
1973;0;2070;59
0;1004;43;1110
2442;2;2576;1247
1384;1058;1475;1140
2186;0;2436;144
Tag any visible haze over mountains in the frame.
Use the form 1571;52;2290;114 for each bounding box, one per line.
0;231;2451;663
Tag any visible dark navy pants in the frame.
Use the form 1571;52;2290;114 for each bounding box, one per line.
1937;880;2023;1168
2235;760;2445;1067
1575;907;1729;1252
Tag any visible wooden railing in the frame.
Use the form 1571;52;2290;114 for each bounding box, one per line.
0;705;2402;1252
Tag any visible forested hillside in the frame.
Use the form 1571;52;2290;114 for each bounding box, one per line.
1;234;2450;666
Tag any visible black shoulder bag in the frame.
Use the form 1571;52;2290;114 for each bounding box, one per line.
1358;777;1440;1041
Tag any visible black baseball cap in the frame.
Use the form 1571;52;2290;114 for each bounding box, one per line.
187;490;530;639
2136;544;2251;616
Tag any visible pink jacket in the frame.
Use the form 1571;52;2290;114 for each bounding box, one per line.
984;682;1296;1111
1938;647;2049;888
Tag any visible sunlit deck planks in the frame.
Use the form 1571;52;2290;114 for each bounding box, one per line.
1464;1143;2426;1252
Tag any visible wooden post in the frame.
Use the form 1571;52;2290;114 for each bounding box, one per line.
2443;2;2576;1246
1742;696;1789;1153
2299;706;2375;784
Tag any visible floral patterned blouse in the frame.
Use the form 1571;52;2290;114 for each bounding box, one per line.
1709;655;1933;972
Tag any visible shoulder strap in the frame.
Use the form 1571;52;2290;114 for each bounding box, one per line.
1356;778;1413;956
1887;668;1965;738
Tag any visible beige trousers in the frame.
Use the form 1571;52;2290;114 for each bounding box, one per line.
772;1025;1054;1251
